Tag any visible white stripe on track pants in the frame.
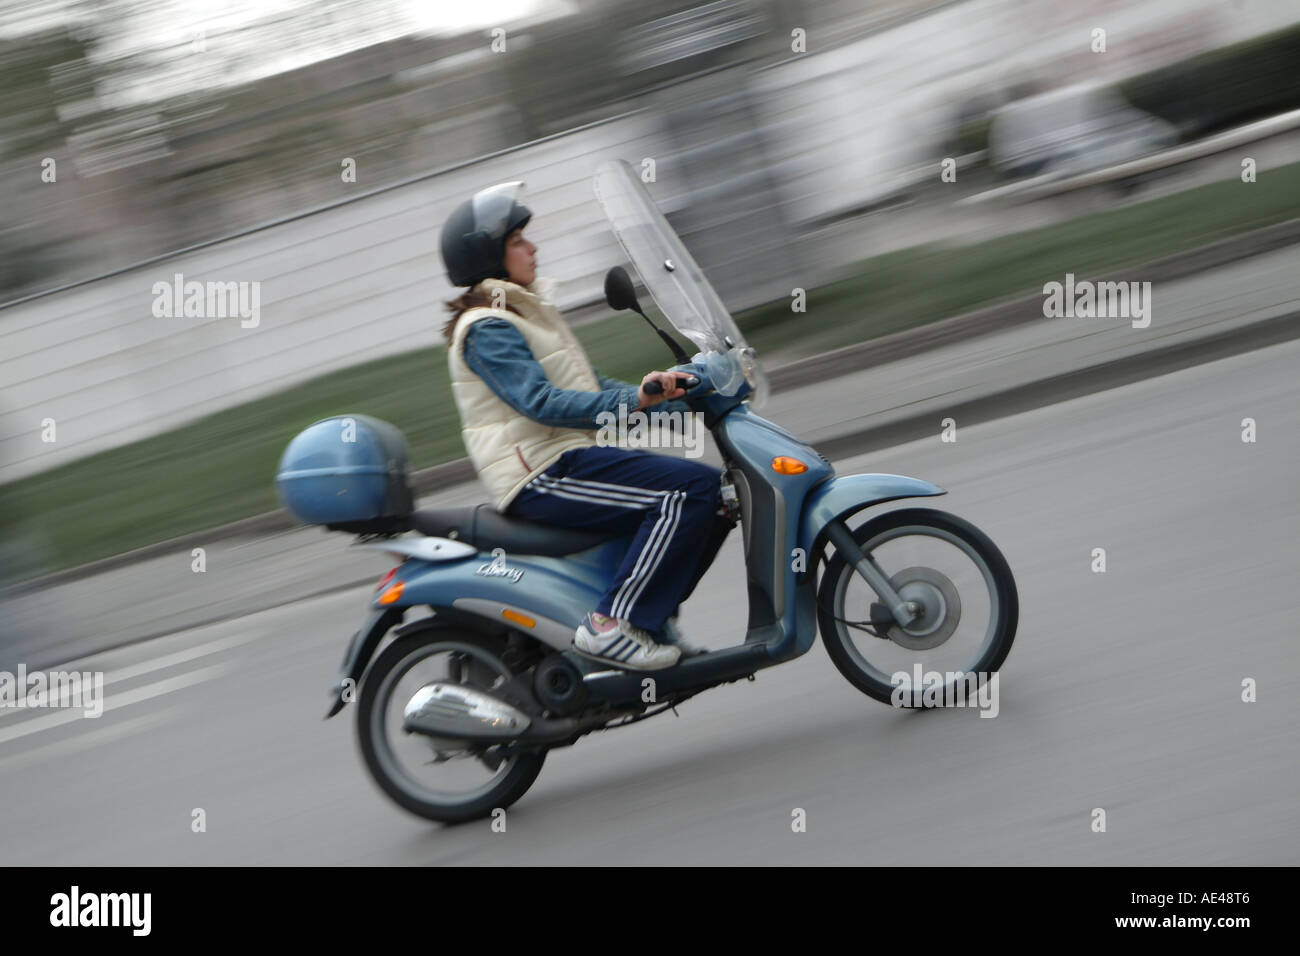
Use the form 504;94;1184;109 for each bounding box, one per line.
507;446;730;634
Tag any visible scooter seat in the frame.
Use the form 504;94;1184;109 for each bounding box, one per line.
409;504;618;557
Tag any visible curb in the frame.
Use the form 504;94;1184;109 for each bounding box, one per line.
5;218;1299;595
814;307;1300;461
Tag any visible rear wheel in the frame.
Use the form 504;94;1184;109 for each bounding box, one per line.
817;508;1018;706
357;631;546;824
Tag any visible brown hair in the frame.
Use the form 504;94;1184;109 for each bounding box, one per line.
441;286;523;340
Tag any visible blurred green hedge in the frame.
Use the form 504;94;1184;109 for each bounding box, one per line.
951;23;1300;159
1120;22;1300;139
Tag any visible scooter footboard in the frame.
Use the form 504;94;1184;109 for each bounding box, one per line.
577;642;776;706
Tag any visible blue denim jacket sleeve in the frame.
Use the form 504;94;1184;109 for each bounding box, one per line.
596;373;692;416
462;319;641;429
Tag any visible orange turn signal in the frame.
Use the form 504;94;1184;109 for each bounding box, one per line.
377;581;405;605
771;456;809;475
502;609;536;629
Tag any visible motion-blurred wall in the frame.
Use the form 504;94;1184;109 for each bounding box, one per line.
0;111;670;485
2;0;1297;485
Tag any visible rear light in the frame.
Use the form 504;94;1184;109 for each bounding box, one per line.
375;567;398;592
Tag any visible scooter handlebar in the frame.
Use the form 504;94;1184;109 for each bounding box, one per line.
641;374;700;396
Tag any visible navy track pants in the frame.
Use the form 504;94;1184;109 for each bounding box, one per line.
506;445;733;635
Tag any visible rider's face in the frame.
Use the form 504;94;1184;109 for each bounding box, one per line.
504;228;537;286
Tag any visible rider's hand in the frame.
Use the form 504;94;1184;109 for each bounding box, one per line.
637;370;686;408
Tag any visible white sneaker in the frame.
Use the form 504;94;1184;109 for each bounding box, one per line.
573;613;681;671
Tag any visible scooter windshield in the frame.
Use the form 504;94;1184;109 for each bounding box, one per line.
593;159;767;405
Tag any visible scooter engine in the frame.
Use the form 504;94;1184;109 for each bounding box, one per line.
534;655;589;716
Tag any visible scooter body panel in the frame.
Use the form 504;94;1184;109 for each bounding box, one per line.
379;536;635;634
711;405;832;657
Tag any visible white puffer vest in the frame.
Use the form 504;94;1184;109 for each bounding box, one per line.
447;276;606;511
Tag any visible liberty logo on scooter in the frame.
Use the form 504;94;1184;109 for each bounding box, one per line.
476;548;524;583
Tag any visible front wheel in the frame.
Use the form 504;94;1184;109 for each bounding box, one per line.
817;508;1018;706
357;631;547;824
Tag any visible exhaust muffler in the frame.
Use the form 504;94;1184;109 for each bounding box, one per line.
403;681;633;746
403;682;532;742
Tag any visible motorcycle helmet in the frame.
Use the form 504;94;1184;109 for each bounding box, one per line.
439;181;533;287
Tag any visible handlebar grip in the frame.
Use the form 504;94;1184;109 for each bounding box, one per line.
643;375;700;397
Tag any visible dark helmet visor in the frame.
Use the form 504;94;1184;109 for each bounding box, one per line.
469;181;526;240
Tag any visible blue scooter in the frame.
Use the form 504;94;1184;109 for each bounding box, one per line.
276;160;1018;823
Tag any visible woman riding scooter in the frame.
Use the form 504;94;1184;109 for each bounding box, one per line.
439;181;733;671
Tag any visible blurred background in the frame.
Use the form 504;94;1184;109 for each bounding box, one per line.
4;0;1300;605
4;0;1299;574
2;0;1299;614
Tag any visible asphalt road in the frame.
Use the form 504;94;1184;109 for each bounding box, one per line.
1;337;1297;865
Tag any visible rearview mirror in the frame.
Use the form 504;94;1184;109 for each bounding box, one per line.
604;266;643;315
602;264;692;365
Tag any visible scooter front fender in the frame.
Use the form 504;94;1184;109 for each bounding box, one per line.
797;473;946;559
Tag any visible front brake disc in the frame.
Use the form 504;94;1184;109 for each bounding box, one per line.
881;566;961;650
